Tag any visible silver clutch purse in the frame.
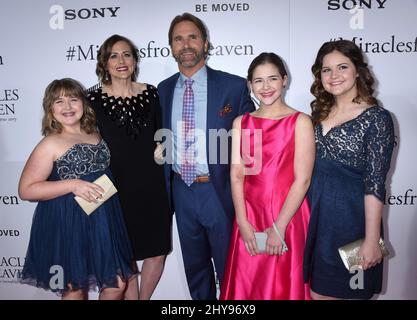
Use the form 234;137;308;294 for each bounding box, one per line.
254;232;267;252
338;237;389;271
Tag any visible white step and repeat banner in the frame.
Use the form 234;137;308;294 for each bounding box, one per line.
1;0;416;299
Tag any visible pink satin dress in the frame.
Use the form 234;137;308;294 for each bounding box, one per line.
220;112;311;300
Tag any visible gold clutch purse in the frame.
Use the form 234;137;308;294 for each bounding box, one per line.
74;174;117;215
338;237;389;271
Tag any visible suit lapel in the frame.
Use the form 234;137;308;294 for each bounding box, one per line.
206;67;222;169
206;67;221;131
163;74;180;131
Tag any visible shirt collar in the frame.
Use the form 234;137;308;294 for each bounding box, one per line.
179;65;207;87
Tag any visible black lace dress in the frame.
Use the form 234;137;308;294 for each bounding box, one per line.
303;106;395;299
87;85;172;261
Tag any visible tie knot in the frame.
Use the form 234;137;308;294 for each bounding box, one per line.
184;79;194;88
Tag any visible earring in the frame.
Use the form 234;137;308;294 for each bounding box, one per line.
105;71;109;81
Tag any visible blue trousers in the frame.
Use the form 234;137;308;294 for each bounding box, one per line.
172;174;233;300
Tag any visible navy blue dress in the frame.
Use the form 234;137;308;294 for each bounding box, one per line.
303;106;395;299
21;140;137;295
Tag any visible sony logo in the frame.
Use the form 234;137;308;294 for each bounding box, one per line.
63;7;120;20
328;0;388;10
49;5;120;30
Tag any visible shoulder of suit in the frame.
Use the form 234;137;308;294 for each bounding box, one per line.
207;67;246;83
158;72;180;89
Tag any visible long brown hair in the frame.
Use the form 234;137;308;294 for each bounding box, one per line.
96;34;139;85
310;40;377;125
42;78;97;136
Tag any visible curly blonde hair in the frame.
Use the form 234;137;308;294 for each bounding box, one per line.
41;78;97;136
310;40;377;125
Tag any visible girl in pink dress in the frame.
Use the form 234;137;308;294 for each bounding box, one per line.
220;53;315;300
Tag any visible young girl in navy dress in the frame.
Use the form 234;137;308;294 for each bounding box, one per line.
19;78;137;299
303;40;395;299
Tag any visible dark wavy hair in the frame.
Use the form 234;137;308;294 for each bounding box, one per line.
247;52;288;82
96;34;139;85
168;12;212;58
42;78;97;136
310;40;377;125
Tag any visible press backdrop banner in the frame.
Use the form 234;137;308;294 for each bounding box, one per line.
1;0;416;299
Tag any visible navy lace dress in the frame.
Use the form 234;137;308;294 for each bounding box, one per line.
303;106;395;299
21;140;137;295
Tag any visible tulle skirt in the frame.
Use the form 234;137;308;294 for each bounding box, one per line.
20;171;137;295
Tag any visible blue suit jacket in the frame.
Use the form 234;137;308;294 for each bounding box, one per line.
157;66;255;218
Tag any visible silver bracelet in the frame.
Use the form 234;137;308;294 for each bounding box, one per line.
272;223;288;252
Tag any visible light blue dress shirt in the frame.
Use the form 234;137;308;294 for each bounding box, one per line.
171;66;209;176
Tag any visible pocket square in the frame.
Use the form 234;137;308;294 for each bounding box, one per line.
218;104;232;117
74;174;117;215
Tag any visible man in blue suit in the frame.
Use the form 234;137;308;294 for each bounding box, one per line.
158;13;254;299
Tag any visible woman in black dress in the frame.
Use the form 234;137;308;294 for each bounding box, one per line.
303;40;395;299
87;34;171;300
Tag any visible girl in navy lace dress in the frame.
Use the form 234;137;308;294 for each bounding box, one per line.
303;40;395;299
19;78;136;299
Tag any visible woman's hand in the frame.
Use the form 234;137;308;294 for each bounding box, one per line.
264;223;287;256
358;239;382;270
71;179;104;203
154;142;164;163
237;221;258;256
